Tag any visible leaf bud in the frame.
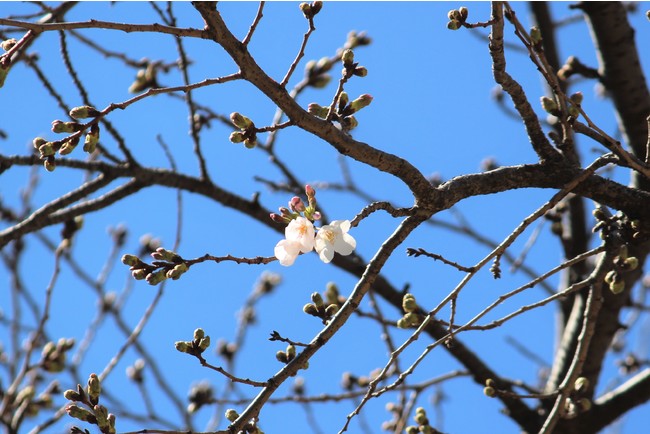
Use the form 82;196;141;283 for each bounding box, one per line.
69;105;101;119
230;112;253;130
1;38;17;51
341;49;354;67
225;408;239;422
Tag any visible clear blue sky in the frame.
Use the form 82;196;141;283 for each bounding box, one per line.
1;2;649;433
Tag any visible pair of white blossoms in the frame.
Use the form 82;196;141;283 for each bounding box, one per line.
274;217;356;266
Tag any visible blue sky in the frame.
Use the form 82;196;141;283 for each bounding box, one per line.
1;2;649;433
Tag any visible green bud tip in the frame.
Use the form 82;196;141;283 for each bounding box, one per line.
244;138;257;149
87;373;101;399
145;270;167;286
63;389;82;402
308;103;329;118
402;294;417;313
396;317;409;329
132;269;147;280
39;143;55;157
194;328;205;340
33;137;47;149
459;6;468;20
569;91;583;105
623;257;639;270
574;377;589;392
483;386;496;397
229;131;245;143
276;351;288;364
286;344;296;359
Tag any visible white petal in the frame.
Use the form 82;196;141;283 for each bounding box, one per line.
334;233;356;255
274;240;300;266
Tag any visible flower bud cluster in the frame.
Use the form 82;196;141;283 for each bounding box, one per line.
605;244;639;295
447;7;469;30
175;327;211;357
187;381;214;414
64;374;117;434
303;289;342;324
305;56;333;89
299;1;323;20
128;63;158;93
41;338;75;373
396;293;422;329
229;112;258;149
405;407;440;434
122;246;189;286
561;377;592;419
33;106;102;171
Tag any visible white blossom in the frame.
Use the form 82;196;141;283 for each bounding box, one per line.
315;220;356;263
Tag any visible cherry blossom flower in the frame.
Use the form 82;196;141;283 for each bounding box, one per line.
274;217;315;266
315;220;356;263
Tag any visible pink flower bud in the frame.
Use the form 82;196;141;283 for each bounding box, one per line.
289;196;306;212
305;185;316;198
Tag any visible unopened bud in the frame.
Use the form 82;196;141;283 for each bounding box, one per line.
229;131;245;143
530;26;542;45
69;105;101;119
66;405;95;423
350;94;373;112
311;292;324;308
175;341;191;353
44;156;56;172
447;19;461;30
325;304;339;317
225;409;239;422
51;120;82;134
447;9;461;21
198;336;211;351
145;270;167;286
459;6;468;20
341;49;354;67
569;91;583;105
230;112;253;130
1;38;17;51
39;143;55;157
353;66;367;77
540;96;558;114
308;103;329;118
402;294;417;313
299;2;312;19
303;303;319;316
